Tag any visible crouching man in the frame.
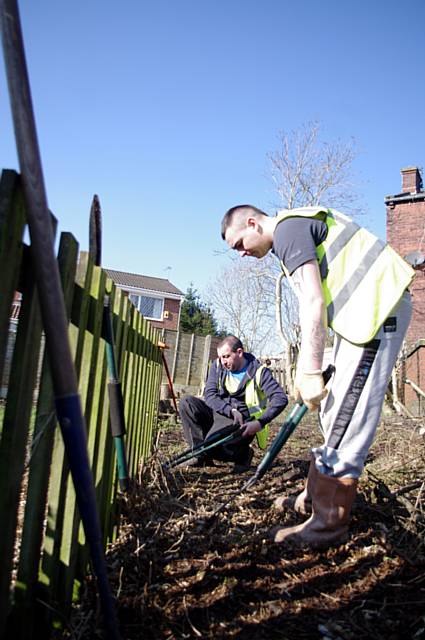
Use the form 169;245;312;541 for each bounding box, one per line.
179;335;288;473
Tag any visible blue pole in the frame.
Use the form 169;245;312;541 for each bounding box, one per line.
0;2;121;636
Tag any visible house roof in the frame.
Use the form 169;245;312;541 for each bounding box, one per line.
104;269;184;297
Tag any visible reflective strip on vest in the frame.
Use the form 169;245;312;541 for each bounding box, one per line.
327;238;385;319
276;207;415;344
224;365;269;449
318;214;359;279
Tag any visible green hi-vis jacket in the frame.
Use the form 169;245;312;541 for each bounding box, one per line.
223;365;269;449
276;207;415;345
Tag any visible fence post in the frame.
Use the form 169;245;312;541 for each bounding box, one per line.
186;333;195;385
200;335;212;393
171;330;180;382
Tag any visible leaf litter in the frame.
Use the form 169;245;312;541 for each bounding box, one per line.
64;412;425;640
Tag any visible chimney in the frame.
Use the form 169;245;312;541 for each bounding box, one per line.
401;166;423;194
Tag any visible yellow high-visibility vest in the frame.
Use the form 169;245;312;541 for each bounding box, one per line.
224;365;269;449
276;207;415;344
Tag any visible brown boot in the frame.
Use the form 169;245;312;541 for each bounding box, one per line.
273;456;317;515
273;472;358;548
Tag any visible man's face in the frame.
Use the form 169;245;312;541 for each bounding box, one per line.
224;216;271;259
217;344;245;372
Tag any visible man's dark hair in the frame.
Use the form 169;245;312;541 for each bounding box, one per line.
221;204;269;240
217;335;243;352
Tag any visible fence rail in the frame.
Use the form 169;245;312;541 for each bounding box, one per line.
0;169;163;638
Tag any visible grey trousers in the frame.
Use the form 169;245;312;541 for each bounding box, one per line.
313;291;412;479
179;395;253;463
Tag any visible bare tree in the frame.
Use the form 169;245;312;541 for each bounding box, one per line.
205;256;278;354
268;120;362;214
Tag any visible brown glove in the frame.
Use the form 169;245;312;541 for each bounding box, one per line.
294;369;328;411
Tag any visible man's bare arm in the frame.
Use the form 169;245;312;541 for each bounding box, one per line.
291;259;327;371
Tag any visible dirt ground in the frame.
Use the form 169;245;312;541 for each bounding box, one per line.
68;410;425;640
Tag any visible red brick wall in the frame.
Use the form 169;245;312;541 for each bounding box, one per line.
386;179;425;415
401;167;422;193
386;199;425;345
149;297;181;331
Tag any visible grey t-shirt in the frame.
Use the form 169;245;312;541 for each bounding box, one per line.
272;217;327;275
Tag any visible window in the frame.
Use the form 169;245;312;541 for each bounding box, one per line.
140;295;163;319
129;294;164;320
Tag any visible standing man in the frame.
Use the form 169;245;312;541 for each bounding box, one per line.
221;205;414;546
179;335;287;473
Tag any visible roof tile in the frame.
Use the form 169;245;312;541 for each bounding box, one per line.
104;269;184;296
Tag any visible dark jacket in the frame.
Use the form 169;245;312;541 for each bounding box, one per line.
203;352;288;427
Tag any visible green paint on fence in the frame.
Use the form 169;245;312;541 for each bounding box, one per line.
0;170;162;638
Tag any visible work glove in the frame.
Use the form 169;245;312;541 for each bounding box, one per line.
294;369;328;411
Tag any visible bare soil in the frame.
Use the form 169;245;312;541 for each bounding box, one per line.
68;411;425;640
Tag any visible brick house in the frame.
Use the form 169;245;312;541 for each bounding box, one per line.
385;166;425;414
104;269;185;331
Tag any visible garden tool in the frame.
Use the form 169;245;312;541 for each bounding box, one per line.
89;195;129;492
158;340;179;415
163;424;244;469
0;1;121;637
206;364;335;522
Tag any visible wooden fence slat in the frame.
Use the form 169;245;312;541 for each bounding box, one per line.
146;323;162;458
12;232;79;638
138;318;155;460
143;325;156;460
38;315;82;618
72;260;110;588
0;170;25;392
129;305;143;476
98;380;117;546
73;252;94;377
137;314;150;466
39;252;93;618
119;304;132;475
125;304;139;477
101;283;124;538
140;319;159;461
38;423;70;610
140;323;152;460
0;244;44;635
129;312;142;474
85;265;115;549
152;329;162;445
139;318;155;460
59;254;101;611
119;298;132;390
135;315;147;465
96;281;117;535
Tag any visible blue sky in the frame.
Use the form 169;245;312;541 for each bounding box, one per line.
1;0;424;296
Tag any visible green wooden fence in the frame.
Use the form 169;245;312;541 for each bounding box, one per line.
0;169;163;638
